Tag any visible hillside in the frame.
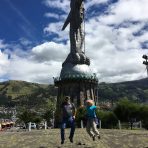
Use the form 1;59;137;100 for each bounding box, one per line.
0;78;147;107
98;78;148;103
0;80;48;99
0;80;57;107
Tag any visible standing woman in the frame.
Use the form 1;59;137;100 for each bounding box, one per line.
86;99;100;141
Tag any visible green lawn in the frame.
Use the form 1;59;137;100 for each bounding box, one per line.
0;129;148;148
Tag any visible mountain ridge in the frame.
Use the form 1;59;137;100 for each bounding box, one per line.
0;78;147;106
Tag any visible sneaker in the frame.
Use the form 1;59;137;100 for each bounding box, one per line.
92;135;95;141
69;137;73;143
61;140;64;144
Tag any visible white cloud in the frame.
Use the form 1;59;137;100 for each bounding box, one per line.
0;40;67;84
43;0;70;13
100;0;148;25
85;0;109;10
0;50;14;81
44;21;69;41
84;14;148;82
44;12;60;19
8;55;61;84
43;0;110;12
0;38;72;84
90;47;147;83
31;41;68;62
0;50;10;76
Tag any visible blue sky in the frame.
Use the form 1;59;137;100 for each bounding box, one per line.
0;0;52;44
0;0;148;84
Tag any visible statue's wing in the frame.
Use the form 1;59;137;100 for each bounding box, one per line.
62;11;71;30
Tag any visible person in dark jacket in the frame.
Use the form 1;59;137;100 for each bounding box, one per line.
60;96;76;144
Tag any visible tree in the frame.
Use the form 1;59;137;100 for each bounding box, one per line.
139;105;148;129
42;99;56;126
43;110;53;127
75;106;87;127
113;98;130;122
96;110;118;129
113;98;140;129
17;110;39;127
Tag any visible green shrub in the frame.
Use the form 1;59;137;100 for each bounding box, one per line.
96;110;118;129
75;106;87;127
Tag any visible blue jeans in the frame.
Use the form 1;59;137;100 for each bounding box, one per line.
60;117;75;141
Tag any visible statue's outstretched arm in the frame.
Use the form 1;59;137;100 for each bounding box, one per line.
62;11;71;30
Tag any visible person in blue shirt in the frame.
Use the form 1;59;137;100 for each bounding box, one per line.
86;99;100;141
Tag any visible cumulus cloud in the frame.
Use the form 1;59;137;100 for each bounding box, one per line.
0;44;63;84
31;41;68;62
99;0;148;25
0;39;67;84
85;15;148;82
82;0;148;82
8;55;61;84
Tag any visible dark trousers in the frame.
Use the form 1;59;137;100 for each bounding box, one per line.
60;117;75;141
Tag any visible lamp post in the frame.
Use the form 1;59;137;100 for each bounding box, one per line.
142;55;148;76
52;111;55;128
95;86;99;106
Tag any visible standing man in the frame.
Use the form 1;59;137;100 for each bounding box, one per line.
60;96;76;144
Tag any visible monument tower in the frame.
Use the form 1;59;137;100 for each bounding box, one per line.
54;0;98;125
